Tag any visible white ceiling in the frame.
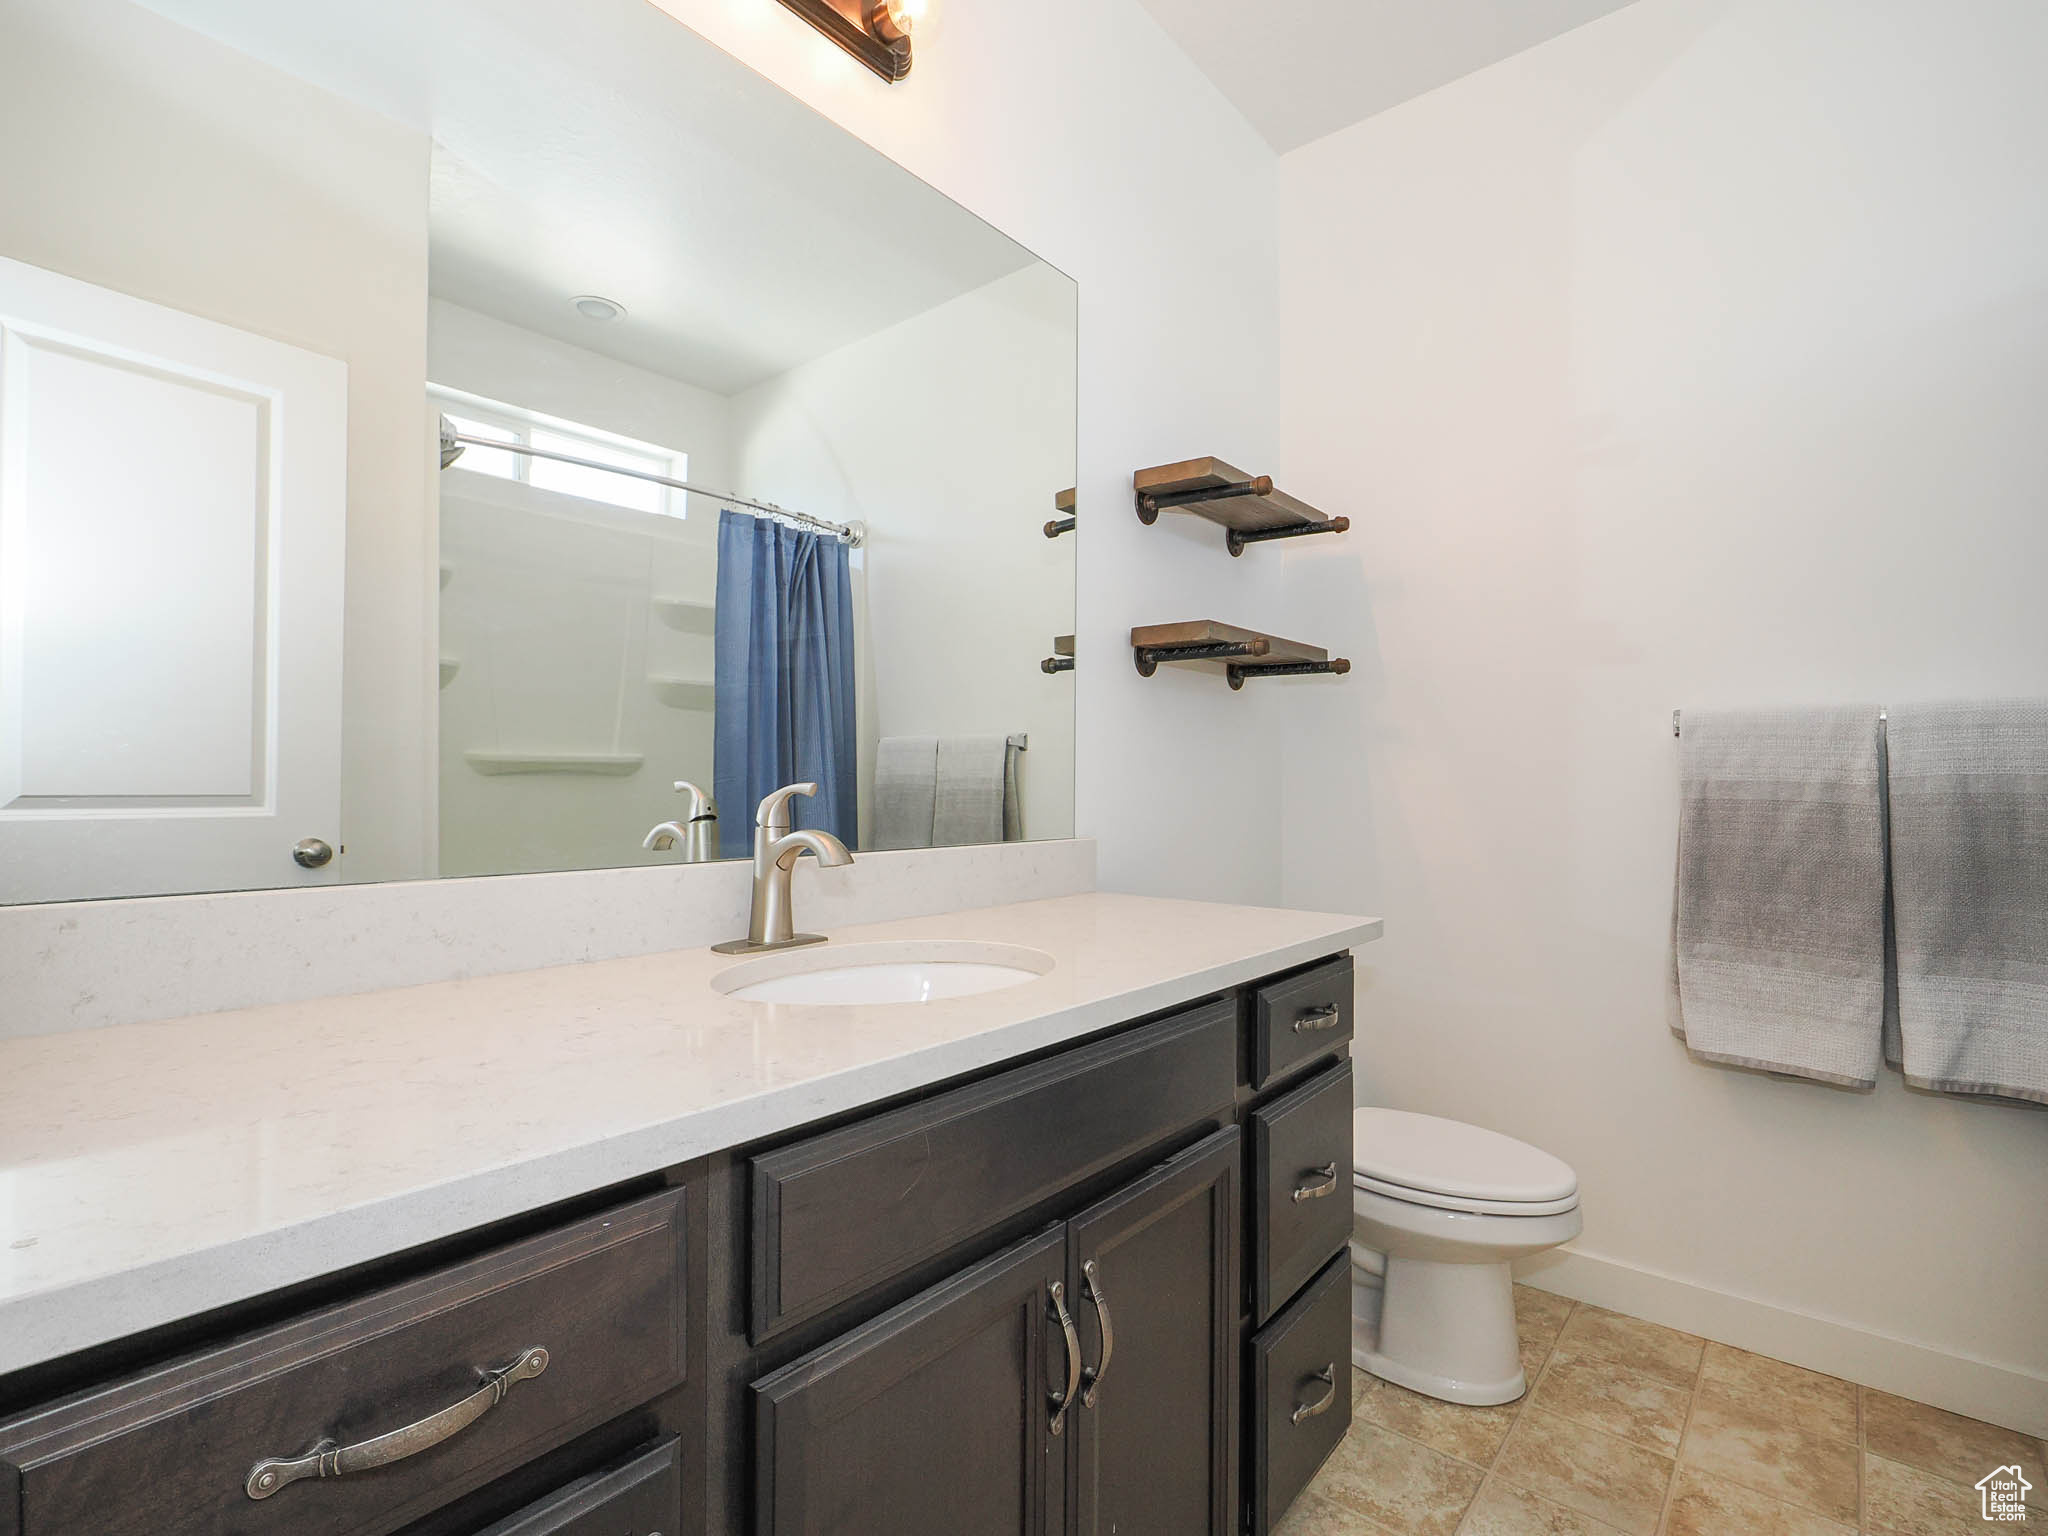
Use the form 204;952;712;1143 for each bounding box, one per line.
130;0;1039;393
1134;0;1641;152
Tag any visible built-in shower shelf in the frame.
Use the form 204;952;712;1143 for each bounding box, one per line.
464;751;645;777
652;596;716;634
439;657;461;689
1131;621;1350;690
650;674;716;710
1133;458;1348;556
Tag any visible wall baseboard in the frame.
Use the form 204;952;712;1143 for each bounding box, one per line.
1516;1245;2048;1439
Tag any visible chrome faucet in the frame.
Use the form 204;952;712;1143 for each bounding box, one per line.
643;781;720;863
712;783;853;954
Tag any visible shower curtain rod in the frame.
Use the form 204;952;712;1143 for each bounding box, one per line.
439;421;864;546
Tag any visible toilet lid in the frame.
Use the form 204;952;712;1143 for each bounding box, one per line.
1352;1109;1578;1207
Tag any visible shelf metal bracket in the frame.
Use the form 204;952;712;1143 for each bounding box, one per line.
1226;516;1352;558
1226;658;1352;690
1132;638;1270;678
1134;477;1274;525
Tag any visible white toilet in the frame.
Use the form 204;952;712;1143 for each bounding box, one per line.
1350;1108;1581;1405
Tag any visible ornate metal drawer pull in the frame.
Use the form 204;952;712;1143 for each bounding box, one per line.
1080;1259;1114;1409
1047;1281;1082;1437
1291;1364;1337;1425
1291;1006;1342;1035
245;1346;550;1500
1291;1162;1341;1203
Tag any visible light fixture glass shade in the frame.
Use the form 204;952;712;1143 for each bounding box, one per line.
871;0;927;43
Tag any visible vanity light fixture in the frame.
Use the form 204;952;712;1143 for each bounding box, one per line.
773;0;924;83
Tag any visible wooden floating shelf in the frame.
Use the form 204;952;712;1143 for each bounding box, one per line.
1042;634;1075;674
464;751;645;777
1133;458;1348;557
1130;621;1350;691
1045;487;1076;539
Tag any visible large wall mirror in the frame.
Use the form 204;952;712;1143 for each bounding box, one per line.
0;0;1077;904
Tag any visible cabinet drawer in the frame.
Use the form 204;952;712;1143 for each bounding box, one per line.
751;999;1237;1344
1248;1253;1352;1536
1251;956;1353;1090
474;1437;680;1536
1250;1061;1354;1324
0;1190;685;1536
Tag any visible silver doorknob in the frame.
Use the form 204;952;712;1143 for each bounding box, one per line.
293;838;335;869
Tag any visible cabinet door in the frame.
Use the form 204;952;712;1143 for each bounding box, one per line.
1066;1128;1242;1536
753;1227;1069;1536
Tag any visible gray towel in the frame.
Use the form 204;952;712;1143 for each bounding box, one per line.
873;736;938;851
932;736;1009;847
1003;738;1024;843
1886;701;2048;1104
1673;707;1887;1086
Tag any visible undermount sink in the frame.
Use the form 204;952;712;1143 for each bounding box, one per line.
712;941;1055;1005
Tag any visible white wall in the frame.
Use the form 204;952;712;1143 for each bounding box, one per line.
0;0;436;885
646;0;1290;904
730;265;1078;848
1276;0;2048;1431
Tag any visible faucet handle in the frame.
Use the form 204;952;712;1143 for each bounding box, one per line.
755;782;820;832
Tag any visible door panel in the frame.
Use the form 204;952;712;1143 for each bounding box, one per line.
753;1226;1067;1536
1067;1128;1241;1536
0;255;347;902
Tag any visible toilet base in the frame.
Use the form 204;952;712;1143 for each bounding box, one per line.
1352;1254;1527;1406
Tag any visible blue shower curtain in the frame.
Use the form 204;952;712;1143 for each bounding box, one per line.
713;510;857;857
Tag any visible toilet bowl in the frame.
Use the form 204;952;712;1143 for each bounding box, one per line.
1350;1109;1580;1406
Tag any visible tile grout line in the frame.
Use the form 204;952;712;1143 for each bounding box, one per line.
1857;1384;1868;1533
1650;1339;1708;1536
1452;1293;1576;1536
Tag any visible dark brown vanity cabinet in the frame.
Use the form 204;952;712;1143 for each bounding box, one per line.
0;948;1361;1536
751;1129;1243;1536
0;1189;691;1536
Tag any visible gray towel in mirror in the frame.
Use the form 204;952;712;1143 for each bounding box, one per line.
1887;701;2048;1104
933;736;1009;848
873;737;938;851
1673;707;1887;1086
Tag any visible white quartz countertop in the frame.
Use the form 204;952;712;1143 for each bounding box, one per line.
0;892;1379;1374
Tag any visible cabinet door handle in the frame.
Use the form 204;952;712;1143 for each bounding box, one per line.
1291;1162;1341;1203
1292;1005;1342;1034
1048;1281;1082;1437
1079;1258;1114;1409
1291;1364;1338;1425
246;1346;549;1500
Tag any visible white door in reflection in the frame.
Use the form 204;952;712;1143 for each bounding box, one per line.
0;257;347;903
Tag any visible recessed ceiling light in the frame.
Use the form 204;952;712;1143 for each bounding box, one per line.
573;295;626;323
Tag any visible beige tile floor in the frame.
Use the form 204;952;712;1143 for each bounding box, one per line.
1279;1287;2047;1536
